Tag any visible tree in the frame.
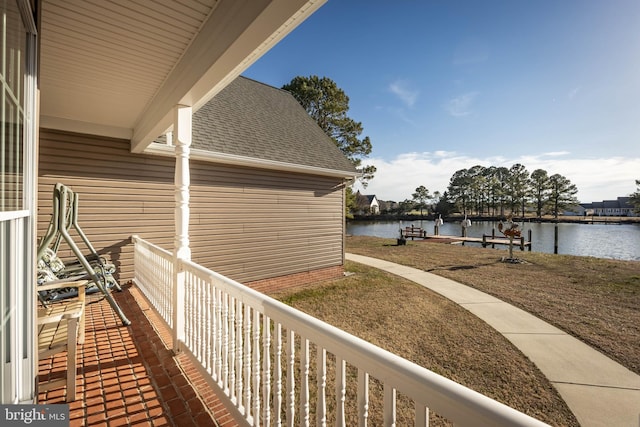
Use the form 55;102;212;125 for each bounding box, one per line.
529;169;550;218
548;174;579;219
345;187;357;219
467;165;487;215
447;168;472;215
507;163;530;218
630;180;640;214
431;190;442;215
483;166;510;216
282;75;376;185
398;199;415;215
434;192;455;217
412;185;431;216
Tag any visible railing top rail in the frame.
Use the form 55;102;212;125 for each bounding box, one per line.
132;235;173;258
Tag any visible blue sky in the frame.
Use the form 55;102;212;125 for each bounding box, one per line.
244;0;640;203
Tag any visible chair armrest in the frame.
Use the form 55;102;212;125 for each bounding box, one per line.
38;296;85;325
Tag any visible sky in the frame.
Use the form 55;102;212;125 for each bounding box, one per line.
244;0;640;203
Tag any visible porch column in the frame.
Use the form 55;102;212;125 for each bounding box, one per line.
173;105;192;260
172;104;192;353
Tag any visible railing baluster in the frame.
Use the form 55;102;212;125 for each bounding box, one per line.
336;358;346;427
317;347;327;427
274;323;283;427
222;292;229;393
244;304;252;416
197;275;203;362
300;337;310;427
229;296;236;403
183;271;191;349
286;329;295;427
205;277;212;375
252;309;261;425
215;287;223;386
262;315;271;426
358;370;369;427
236;298;244;410
384;385;396;427
415;403;429;427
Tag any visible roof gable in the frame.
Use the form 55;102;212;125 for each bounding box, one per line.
190;76;357;174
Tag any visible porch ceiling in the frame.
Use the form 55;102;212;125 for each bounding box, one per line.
38;0;325;153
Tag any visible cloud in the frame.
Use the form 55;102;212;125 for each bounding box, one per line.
389;80;418;107
542;151;570;157
357;152;639;203
446;92;479;117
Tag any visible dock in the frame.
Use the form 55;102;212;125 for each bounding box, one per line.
427;231;532;251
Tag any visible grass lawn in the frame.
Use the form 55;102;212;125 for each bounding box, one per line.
271;236;639;426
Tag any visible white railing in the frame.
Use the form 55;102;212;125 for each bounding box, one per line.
132;236;549;427
132;236;174;329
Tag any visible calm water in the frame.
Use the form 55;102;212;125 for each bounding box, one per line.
346;220;640;261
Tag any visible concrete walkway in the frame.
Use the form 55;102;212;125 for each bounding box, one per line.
346;253;640;427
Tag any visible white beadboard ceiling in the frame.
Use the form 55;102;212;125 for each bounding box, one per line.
39;0;325;152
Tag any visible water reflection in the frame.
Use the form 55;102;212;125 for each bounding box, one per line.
346;220;640;261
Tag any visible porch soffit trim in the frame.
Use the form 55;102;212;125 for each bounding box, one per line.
39;116;133;141
130;0;326;155
145;142;359;179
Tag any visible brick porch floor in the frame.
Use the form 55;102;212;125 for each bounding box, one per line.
38;282;238;427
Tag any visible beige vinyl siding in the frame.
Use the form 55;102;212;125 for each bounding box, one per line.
189;157;344;281
38;129;346;284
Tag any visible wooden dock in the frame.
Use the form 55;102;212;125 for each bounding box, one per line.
427;232;532;251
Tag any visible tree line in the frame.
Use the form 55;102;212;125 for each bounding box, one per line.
444;164;579;218
398;164;580;219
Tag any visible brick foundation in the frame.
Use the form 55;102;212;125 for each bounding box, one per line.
247;265;345;294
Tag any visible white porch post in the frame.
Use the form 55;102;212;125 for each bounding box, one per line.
172;105;192;353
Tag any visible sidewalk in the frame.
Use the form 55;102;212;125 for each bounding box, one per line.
346;253;640;427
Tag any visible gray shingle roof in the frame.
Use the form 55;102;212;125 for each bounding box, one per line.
190;76;357;175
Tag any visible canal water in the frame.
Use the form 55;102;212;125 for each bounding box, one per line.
346;220;640;261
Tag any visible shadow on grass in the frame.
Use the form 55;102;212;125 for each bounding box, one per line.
426;260;501;272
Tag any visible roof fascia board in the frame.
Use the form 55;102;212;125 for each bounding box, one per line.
145;142;358;179
131;0;325;154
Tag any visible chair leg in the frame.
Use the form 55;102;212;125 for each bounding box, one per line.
66;317;78;402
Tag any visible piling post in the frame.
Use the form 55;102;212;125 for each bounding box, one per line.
554;224;559;254
520;236;525;251
482;234;487;247
528;229;532;251
491;228;496;248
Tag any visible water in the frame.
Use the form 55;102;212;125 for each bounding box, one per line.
346;220;640;261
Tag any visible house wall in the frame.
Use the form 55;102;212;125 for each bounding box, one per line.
38;129;346;287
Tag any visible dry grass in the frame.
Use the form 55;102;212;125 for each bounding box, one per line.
345;235;640;375
272;259;582;425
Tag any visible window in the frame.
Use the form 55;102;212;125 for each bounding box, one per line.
1;1;25;212
1;0;36;404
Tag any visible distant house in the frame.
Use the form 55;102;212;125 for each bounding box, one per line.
355;192;380;214
562;205;586;216
580;197;637;217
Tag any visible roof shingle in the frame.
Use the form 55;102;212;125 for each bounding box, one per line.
191;76;357;175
